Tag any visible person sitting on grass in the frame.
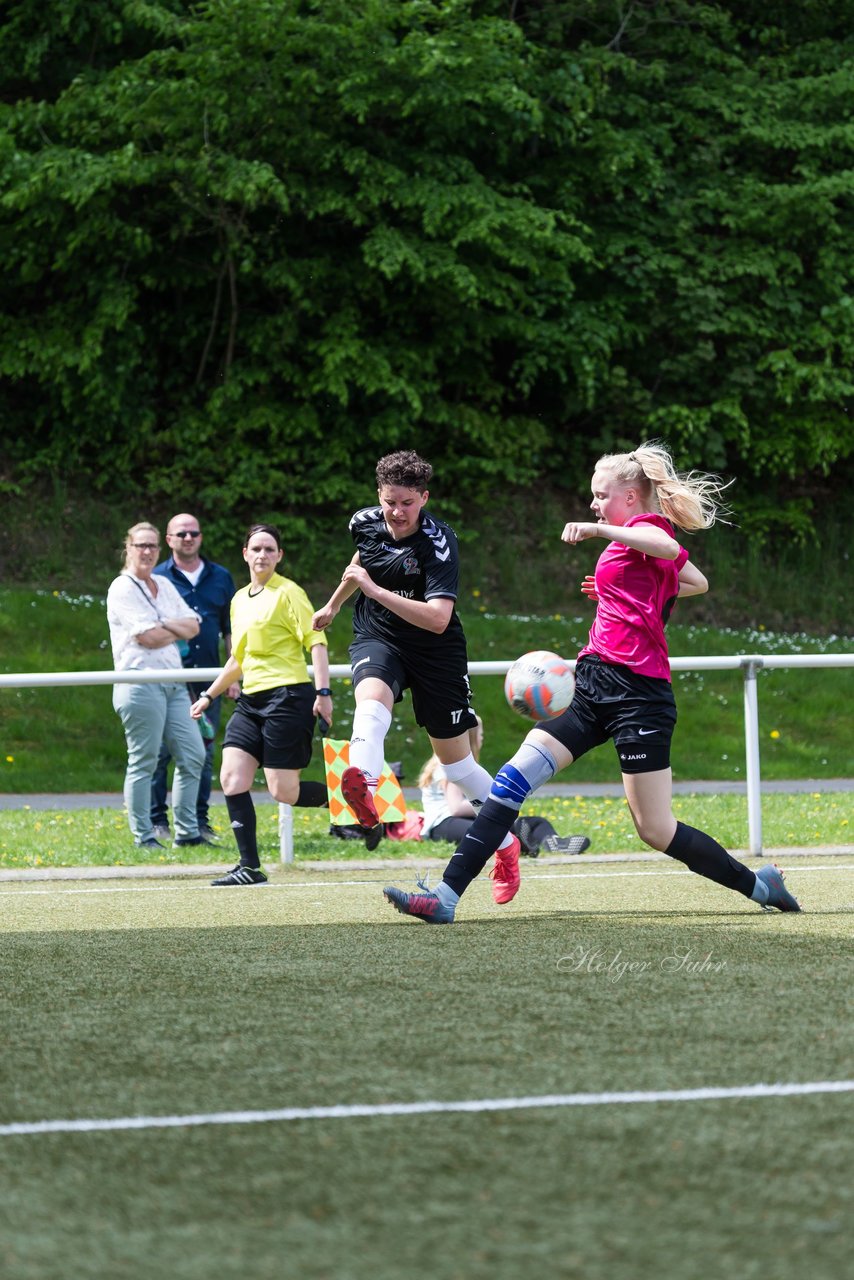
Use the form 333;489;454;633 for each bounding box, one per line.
420;717;590;857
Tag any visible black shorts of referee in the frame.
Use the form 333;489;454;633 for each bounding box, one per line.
349;638;478;740
222;683;315;770
543;655;678;774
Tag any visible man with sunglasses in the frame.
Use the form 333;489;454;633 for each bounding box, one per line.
151;513;239;842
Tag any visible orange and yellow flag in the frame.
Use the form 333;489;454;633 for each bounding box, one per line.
322;739;407;826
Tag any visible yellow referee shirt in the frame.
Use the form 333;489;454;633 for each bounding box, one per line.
231;573;327;695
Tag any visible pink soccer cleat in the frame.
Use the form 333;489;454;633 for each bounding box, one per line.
490;833;521;904
341;766;380;829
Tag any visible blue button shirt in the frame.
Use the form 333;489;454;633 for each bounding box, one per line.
153;557;237;669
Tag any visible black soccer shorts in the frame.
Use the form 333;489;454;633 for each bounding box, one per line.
222;683;315;770
349;638;478;740
543;655;677;774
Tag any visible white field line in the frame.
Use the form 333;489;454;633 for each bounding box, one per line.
2;1080;851;1138
0;863;851;897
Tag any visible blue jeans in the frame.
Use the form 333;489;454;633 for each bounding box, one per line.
151;685;222;828
113;682;205;843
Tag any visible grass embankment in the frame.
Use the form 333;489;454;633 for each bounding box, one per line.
1;587;852;794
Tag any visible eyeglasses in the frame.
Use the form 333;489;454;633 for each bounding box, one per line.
172;530;201;539
131;543;159;551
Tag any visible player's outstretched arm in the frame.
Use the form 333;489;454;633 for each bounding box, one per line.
562;520;680;559
312;554;361;630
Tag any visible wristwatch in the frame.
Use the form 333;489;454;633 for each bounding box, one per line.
315;688;332;697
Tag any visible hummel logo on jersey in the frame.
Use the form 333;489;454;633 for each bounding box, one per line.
637;729;657;736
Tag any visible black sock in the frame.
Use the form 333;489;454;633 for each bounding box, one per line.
295;781;328;808
665;821;756;898
225;792;258;868
442;797;518;898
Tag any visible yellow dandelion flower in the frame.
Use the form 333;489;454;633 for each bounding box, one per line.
5;756;13;763
770;730;780;740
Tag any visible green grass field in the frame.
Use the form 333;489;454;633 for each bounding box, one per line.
1;857;851;1279
2;585;851;1277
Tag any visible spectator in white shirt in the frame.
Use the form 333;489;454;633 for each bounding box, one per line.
106;522;206;849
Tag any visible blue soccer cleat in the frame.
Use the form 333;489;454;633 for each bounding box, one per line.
755;863;801;912
383;877;455;924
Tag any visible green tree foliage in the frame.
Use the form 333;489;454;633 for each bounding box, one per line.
532;0;854;531
1;0;852;548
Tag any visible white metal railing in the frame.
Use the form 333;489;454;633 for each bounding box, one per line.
1;656;851;860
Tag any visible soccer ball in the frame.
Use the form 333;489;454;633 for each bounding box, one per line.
504;650;576;722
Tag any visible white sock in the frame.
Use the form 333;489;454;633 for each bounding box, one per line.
349;699;392;790
441;753;514;849
442;753;492;805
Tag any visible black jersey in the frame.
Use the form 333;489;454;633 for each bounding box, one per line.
349;506;467;653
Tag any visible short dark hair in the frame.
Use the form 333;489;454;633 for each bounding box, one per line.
376;450;433;492
243;523;282;549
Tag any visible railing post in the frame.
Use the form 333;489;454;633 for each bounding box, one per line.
278;803;294;863
742;659;763;856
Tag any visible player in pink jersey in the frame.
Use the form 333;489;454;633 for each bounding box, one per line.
384;441;801;923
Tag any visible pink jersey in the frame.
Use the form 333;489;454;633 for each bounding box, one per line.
578;513;689;681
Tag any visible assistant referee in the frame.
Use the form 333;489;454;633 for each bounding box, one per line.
190;524;331;885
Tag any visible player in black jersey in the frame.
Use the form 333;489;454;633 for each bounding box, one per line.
312;450;521;902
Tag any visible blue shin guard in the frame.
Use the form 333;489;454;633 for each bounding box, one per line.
442;740;558;897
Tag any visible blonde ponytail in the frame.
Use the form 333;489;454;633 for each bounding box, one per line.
596;441;731;531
